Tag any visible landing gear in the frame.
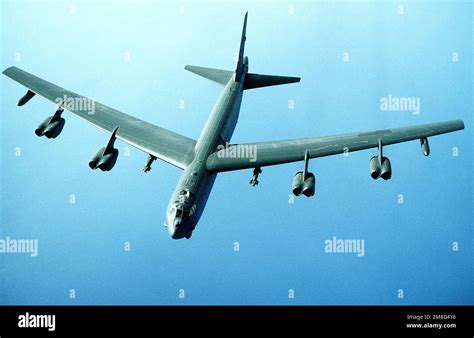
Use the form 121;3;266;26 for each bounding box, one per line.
250;167;262;186
143;154;157;173
185;224;197;239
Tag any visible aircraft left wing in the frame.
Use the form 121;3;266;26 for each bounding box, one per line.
206;120;465;172
3;66;196;169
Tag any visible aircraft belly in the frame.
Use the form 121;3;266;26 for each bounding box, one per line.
220;96;242;142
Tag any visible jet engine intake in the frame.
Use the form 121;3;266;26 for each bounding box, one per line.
292;150;316;197
89;147;119;171
370;156;391;180
292;171;316;197
302;172;315;197
292;171;303;196
88;126;120;172
370;156;381;179
35;111;65;139
380;157;392;180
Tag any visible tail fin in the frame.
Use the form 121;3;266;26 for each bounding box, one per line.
235;12;248;81
244;73;300;90
237;12;300;90
185;12;301;90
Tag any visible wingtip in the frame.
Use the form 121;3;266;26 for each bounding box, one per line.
2;66;17;75
290;77;301;84
445;119;465;131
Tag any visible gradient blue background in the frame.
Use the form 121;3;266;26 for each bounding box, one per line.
1;0;472;305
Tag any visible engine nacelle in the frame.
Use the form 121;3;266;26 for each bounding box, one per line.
292;171;303;196
292;151;316;197
89;147;119;171
89;147;106;169
35;116;65;139
370;156;381;179
34;117;50;136
370;156;391;180
292;171;316;197
302;172;315;197
380;157;391;180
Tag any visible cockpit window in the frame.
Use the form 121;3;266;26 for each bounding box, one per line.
170;201;193;221
179;189;193;198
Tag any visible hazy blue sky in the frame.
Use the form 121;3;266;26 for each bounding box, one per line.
1;0;472;305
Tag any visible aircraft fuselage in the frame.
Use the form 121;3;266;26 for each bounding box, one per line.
165;59;248;239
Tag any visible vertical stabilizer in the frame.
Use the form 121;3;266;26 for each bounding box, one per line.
235;12;248;81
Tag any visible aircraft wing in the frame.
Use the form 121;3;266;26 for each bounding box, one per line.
3;66;196;169
206;120;465;172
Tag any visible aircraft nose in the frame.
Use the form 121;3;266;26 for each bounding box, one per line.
167;219;182;238
167;221;176;237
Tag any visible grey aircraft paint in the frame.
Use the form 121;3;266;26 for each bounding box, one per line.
2;13;464;240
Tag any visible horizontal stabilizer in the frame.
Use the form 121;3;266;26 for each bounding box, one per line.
184;65;233;86
244;73;300;90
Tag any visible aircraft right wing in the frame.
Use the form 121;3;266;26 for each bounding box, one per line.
206;120;465;172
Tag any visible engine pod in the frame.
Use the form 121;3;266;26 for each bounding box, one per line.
42;118;65;139
292;171;303;196
370;156;381;180
302;172;315;197
89;147;106;169
35;116;52;137
380;157;392;180
97;148;119;171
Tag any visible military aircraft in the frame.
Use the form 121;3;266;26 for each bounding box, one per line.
3;13;465;239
